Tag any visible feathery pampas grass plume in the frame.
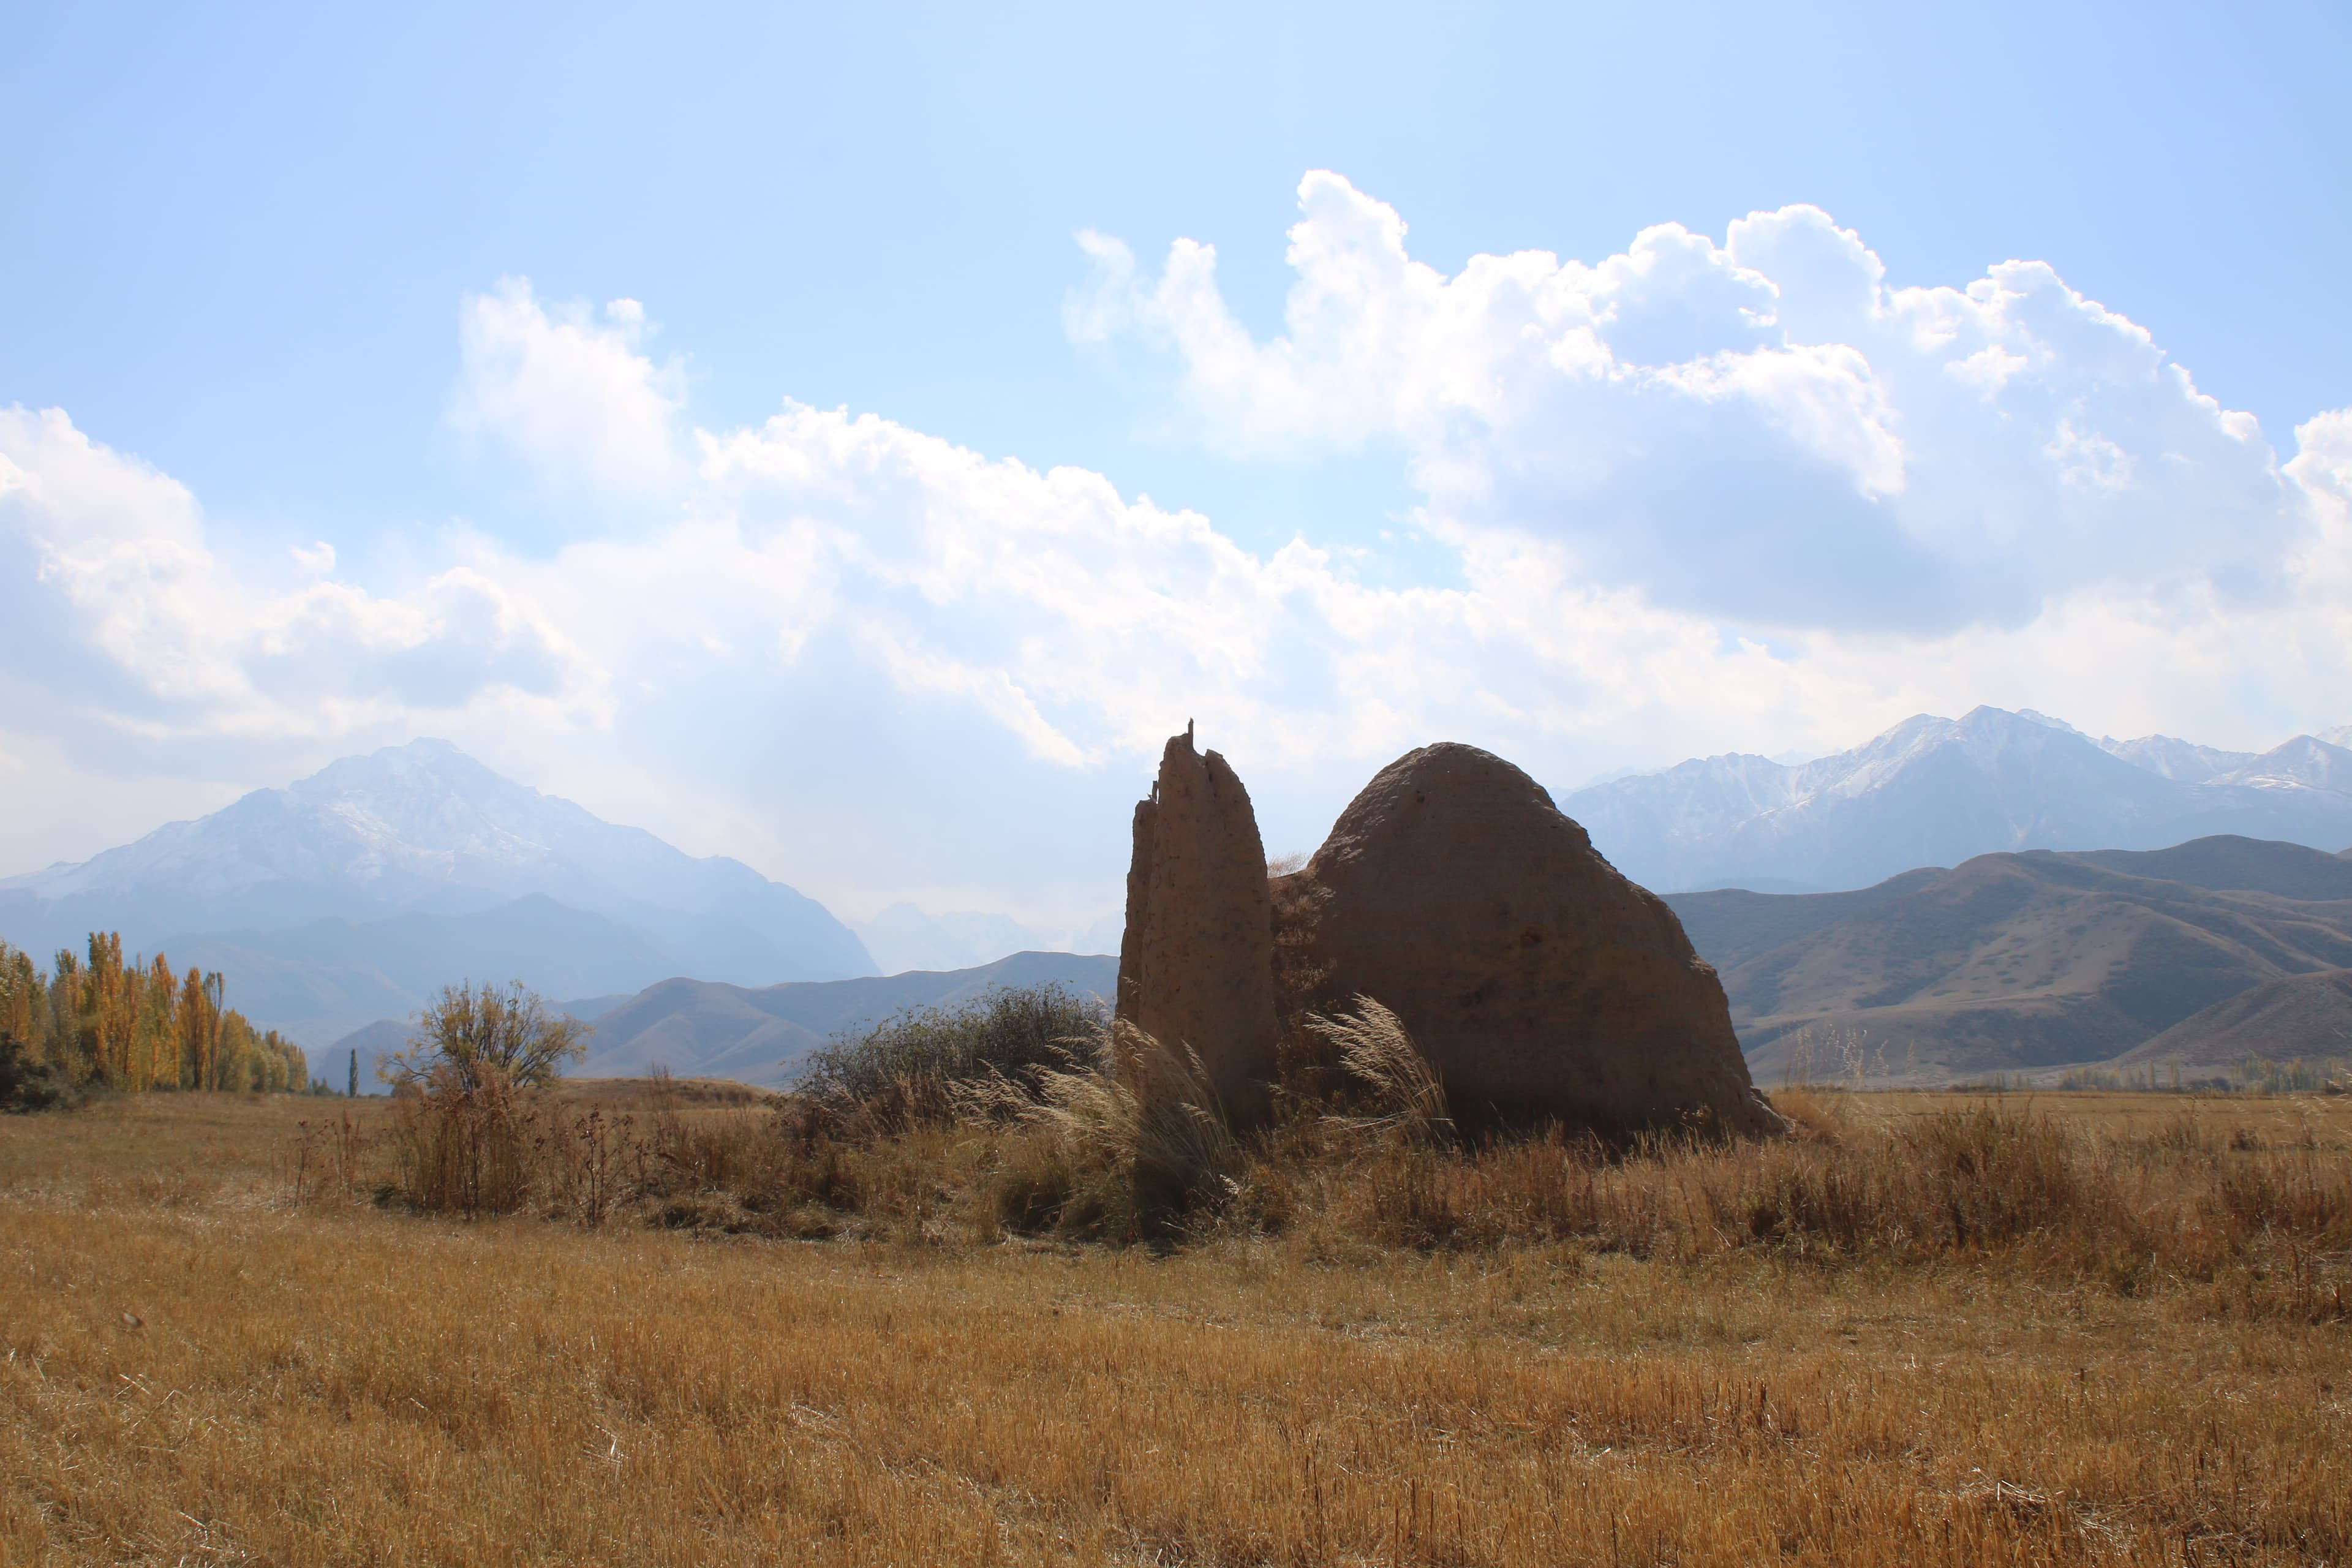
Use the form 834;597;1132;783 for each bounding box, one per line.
1043;1021;1238;1202
960;1019;1241;1238
1306;995;1453;1145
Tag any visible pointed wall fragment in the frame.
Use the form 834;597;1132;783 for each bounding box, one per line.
1115;729;1280;1120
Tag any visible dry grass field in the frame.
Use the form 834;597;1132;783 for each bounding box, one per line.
4;1088;2350;1566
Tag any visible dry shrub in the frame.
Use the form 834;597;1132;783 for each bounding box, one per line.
797;983;1106;1133
381;1068;727;1229
552;1105;633;1227
626;1094;856;1237
285;1107;372;1204
0;1030;80;1113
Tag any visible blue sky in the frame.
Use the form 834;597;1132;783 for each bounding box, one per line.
5;0;2351;928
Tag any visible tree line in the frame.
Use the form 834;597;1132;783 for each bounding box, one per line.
0;932;318;1098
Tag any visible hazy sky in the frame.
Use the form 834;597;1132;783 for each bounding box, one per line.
5;1;2350;927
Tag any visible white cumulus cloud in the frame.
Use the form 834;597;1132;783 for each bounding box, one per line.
448;279;686;499
5;179;2350;918
1071;173;2309;634
0;405;605;742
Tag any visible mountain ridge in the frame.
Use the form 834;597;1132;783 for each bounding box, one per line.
1569;706;2352;894
850;903;1120;977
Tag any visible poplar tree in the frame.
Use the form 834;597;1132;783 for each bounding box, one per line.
136;953;177;1091
0;945;42;1061
178;968;214;1089
0;934;314;1101
86;933;133;1084
48;951;83;1079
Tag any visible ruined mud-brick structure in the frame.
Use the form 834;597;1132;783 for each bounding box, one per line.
1273;742;1781;1136
1117;731;1779;1136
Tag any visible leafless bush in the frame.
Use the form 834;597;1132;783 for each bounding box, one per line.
386;1061;537;1218
287;1107;372;1204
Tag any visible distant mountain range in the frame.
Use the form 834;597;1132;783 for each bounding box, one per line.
330;951;1119;1090
1664;835;2352;1083
0;739;876;1039
17;709;2352;1077
1567;707;2352;894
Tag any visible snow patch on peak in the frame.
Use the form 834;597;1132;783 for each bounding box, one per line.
2012;709;2085;735
2098;733;2258;784
2217;736;2352;794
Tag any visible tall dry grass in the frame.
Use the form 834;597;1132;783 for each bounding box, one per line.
4;1090;2351;1564
981;1019;1245;1241
353;1006;2352;1321
1260;1098;2351;1314
1303;995;1454;1146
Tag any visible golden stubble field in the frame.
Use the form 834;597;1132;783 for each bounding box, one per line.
2;1090;2348;1567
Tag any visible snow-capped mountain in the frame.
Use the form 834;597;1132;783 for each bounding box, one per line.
0;741;875;1021
1564;707;2352;894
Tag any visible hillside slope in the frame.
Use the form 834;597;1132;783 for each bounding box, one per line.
1664;869;1944;974
166;896;684;1044
2114;970;2352;1071
1669;837;2352;1083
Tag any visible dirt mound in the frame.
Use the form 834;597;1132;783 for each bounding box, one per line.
1116;727;1280;1120
1276;742;1779;1136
